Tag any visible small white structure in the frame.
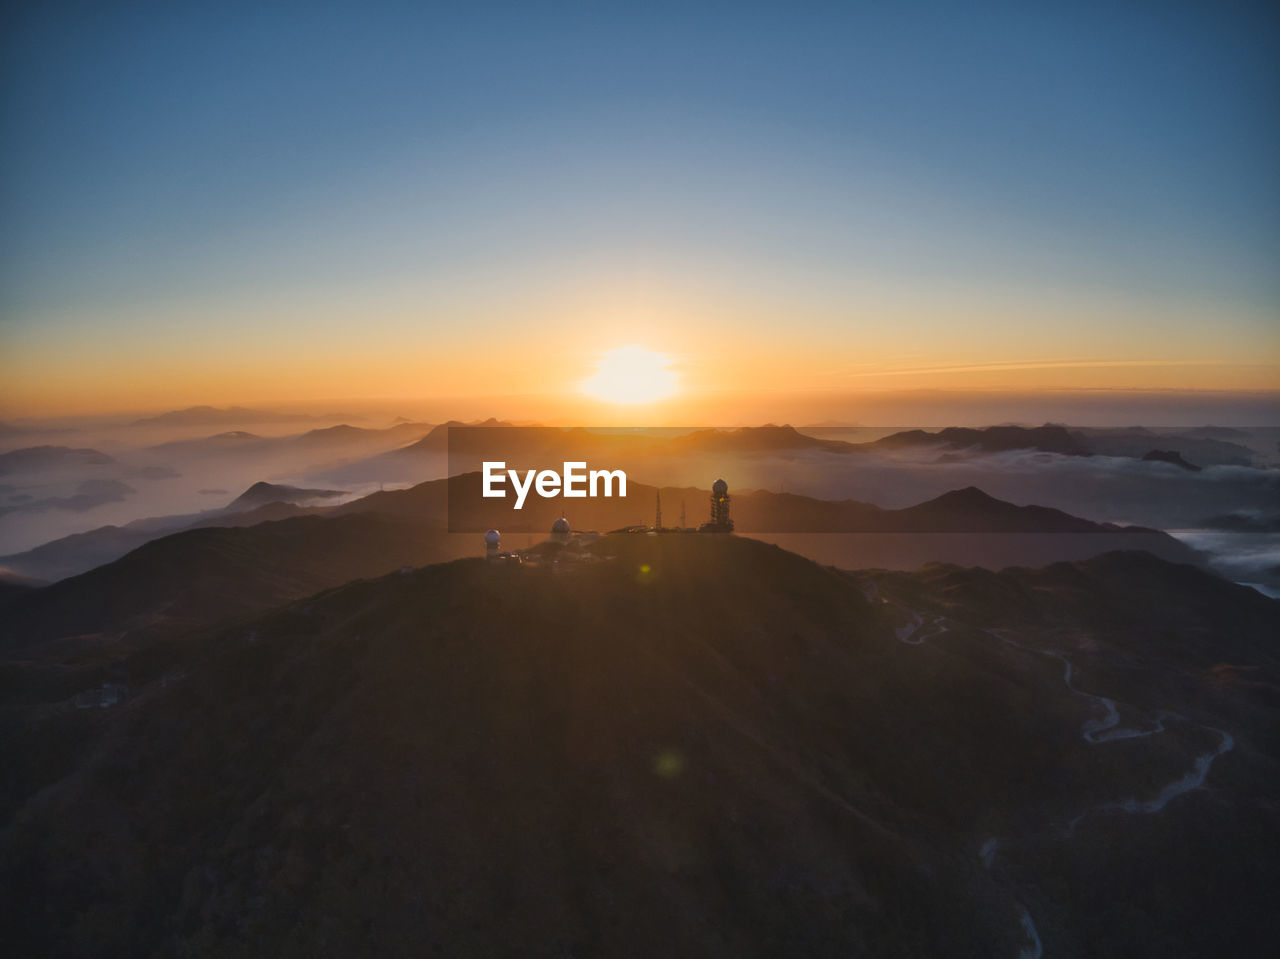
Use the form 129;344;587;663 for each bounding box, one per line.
484;528;501;559
551;516;571;544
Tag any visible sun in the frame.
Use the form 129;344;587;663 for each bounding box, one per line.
581;346;680;404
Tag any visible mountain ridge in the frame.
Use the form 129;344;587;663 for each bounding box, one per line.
1;534;1275;956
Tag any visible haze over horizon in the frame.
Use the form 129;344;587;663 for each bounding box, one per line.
2;1;1278;420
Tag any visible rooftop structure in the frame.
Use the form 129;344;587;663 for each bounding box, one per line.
551;515;571;543
700;478;734;532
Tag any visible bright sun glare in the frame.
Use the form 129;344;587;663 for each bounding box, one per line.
581;346;680;404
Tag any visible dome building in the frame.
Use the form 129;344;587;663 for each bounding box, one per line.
700;479;734;532
484;528;501;559
551;516;571;544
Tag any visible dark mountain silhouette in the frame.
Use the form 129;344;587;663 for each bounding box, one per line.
0;514;465;646
389;414;514;453
1182;426;1249;439
885;486;1142;532
376;472;1183;539
388;424;852;465
138;424;435;483
0;470;1191;585
861;424;1089;456
0;445;115;474
130;406;355;427
1076;428;1255;467
0;501;319;583
387;417;519;454
1141;449;1201;471
2;477;366;583
0;576;37;603
225;481;346;511
146;430;267;455
1;536;1275;956
1199;511;1280;533
845;424;1265;467
317;419;515;483
665;424;857;453
313;420;1268;490
292;421;431;450
0;478;136;517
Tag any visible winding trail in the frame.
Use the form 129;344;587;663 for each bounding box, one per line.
1016;905;1043;959
1068;726;1235;834
987;626;1235;829
880;608;1237;955
988;629;1167;744
893;612;949;646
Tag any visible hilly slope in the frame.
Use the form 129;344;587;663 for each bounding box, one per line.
2;471;1195;587
1;536;1276;957
0;486;333;583
0;514;466;646
859;424;1259;466
226;481;346;510
0;445;115;473
131;406;353;428
861;425;1088;456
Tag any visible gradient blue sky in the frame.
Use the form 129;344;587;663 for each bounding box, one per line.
2;0;1277;415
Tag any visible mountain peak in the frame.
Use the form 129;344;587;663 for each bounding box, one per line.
226;482;346;511
927;486;1002;506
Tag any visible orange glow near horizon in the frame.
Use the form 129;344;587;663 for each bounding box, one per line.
2;347;1279;422
1;290;1278;420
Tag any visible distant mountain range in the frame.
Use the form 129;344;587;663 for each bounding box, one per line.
291;421;432;450
0;478;136;518
0;513;460;645
146;430;269;455
225;481;346;510
314;419;512;483
852;424;1258;466
2;534;1275;956
861;424;1090;456
130;405;359;427
3;470;1189;583
1075;427;1256;466
402;472;1184;538
0;479;350;582
1199;511;1280;533
1141;449;1201;471
4;419;1261;584
336;422;1261;474
0;445;115;474
1;470;1194;612
143;423;435;471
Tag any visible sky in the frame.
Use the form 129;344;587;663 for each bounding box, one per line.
1;0;1278;420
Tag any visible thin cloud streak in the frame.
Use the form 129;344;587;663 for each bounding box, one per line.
840;359;1252;378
